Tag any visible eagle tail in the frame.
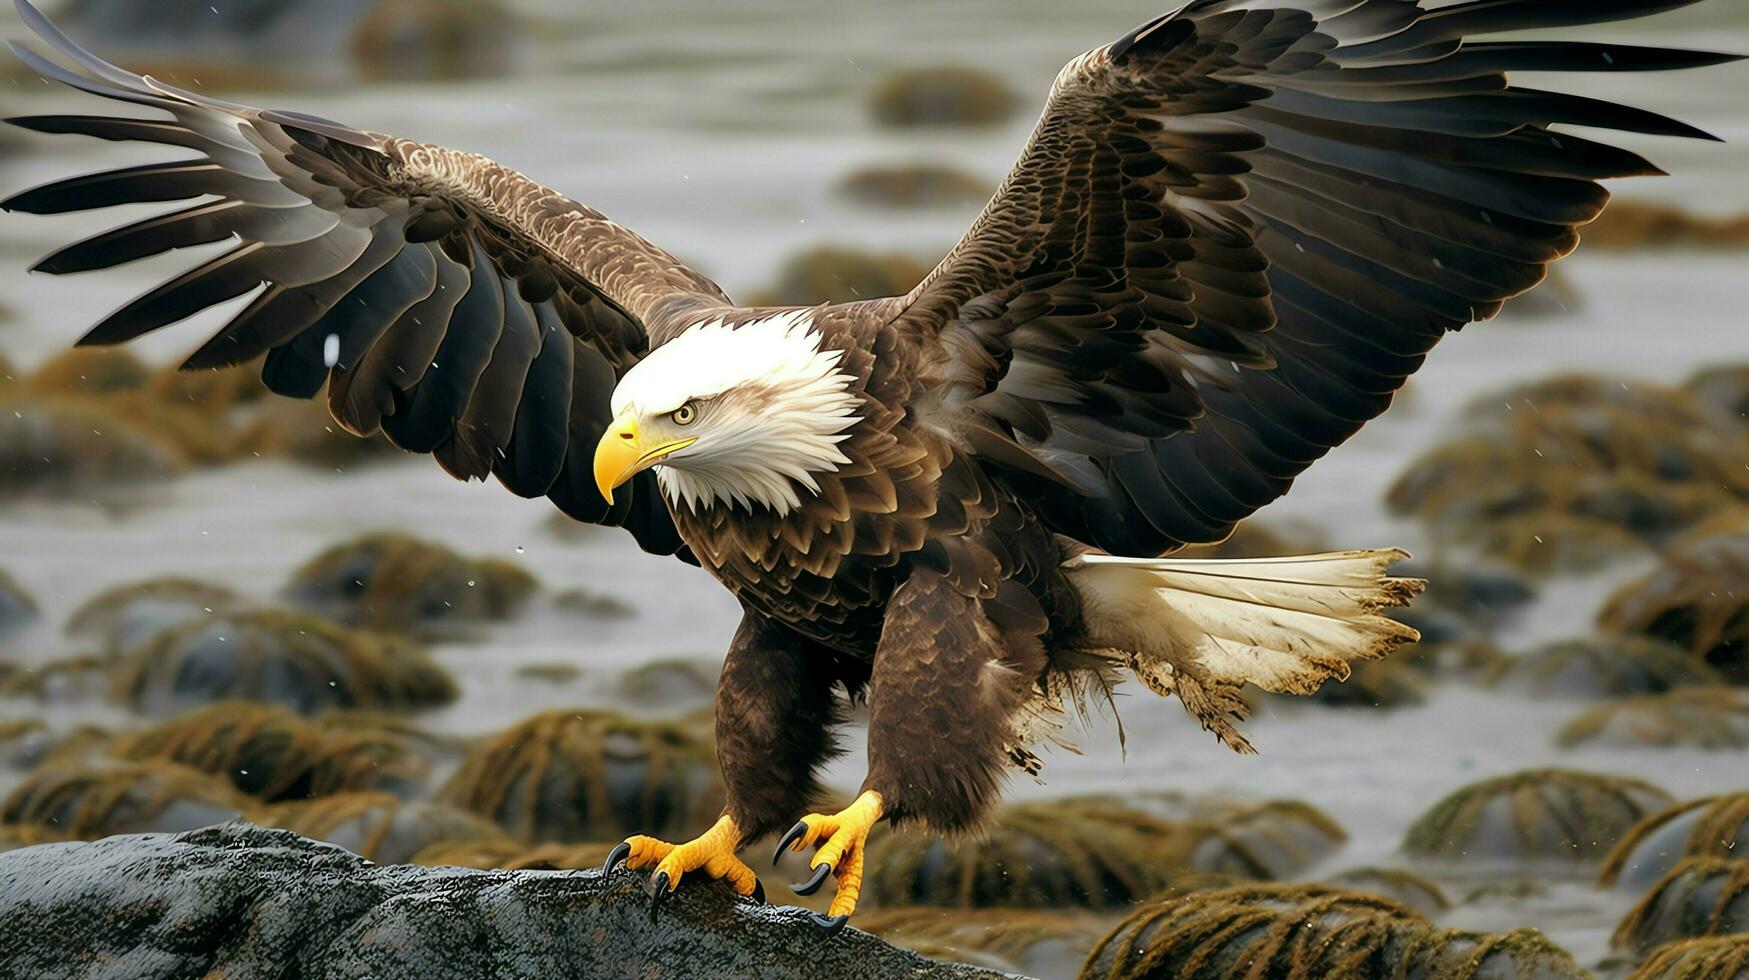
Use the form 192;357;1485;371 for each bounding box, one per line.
1063;549;1424;753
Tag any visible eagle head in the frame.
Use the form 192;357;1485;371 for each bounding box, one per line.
594;309;863;516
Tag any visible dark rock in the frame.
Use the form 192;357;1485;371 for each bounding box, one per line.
1600;523;1749;683
66;576;245;654
1556;687;1749;750
1600;792;1749;892
1614;857;1749;956
1491;636;1722;700
0;824;1003;979
284;532;538;634
867;66;1020;127
1404;768;1672;867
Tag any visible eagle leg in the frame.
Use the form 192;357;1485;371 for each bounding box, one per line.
772;789;884;929
606;814;764;907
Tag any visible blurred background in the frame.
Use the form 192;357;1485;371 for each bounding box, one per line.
1;1;1748;977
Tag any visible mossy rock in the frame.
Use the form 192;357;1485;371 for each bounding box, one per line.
67;577;246;653
1387;375;1749;573
1685;364;1749;432
746;247;934;307
1582;199;1749;250
1080;883;1585;980
0;760;252;840
1298;657;1425;709
836;163;992;210
261;791;507;864
868;66;1019;127
0;568;39;642
1601;526;1749;682
1404;768;1673;866
284;532;538;634
236;396;401;468
141;361;269;414
0;396;184;496
1614;858;1749;956
859;907;1107;978
1155;799;1347;881
1627;936;1749;979
1396;558;1538;620
863;798;1182;909
0;720;108;773
409;837;615;871
110;701;427;802
1323;867;1451;915
23;347;150;396
439;710;723;844
1557;688;1749;750
0;653;114;703
110;608;457;716
513;661;585;685
1491;636;1723;699
1601;793;1749;892
615;657;719;712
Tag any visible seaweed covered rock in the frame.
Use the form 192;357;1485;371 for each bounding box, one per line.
1080;883;1586;980
615;657;720;711
411;837;615;871
867;66;1019;127
66;576;245;653
1614;858;1749;956
863;798;1182;909
0;824;1002;980
110;701;427;801
1387;375;1749;573
1299;658;1425;709
0;761;252;840
1156;800;1348;881
0;396;184;496
0;568;39;643
1601;523;1749;682
860;907;1108;978
837;163;992;210
1601;793;1749;892
284;532;538;633
110;609;457;716
439;710;723;843
23;347;150;396
747;246;933;307
1323;867;1451;916
1582;199;1749;250
1404;769;1673;866
1627;937;1749;979
349;0;514;81
553;587;636;619
262;792;506;864
1557;688;1749;750
1491;636;1722;699
0;653;114;703
1685;364;1749;432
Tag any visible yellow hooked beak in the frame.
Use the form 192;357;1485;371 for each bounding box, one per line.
593;411;697;505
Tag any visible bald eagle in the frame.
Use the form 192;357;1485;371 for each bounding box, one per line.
4;0;1734;930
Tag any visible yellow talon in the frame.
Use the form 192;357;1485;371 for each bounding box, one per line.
610;814;760;899
776;790;884;923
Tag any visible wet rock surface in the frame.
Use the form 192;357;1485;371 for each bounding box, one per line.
0;824;1010;980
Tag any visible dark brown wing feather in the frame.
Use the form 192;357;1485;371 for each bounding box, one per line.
2;0;731;559
894;0;1737;556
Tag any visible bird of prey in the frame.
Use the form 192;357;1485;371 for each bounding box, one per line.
3;0;1734;931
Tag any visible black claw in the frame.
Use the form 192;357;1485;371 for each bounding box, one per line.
601;841;631;875
648;871;671;919
749;880;766;905
791;862;831;896
809;913;850;937
773;820;809;866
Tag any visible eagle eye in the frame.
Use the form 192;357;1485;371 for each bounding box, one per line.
671;402;698;426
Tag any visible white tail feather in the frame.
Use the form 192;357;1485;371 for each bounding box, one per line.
1065;548;1424;753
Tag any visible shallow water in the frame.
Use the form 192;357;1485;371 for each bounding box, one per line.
2;1;1749;976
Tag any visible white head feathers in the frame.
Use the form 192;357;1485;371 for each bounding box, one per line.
609;309;863;516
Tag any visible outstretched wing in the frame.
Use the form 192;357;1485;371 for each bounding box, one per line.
897;0;1736;556
2;0;730;559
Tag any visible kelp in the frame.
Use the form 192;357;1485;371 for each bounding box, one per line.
1404;769;1672;865
1601;520;1749;682
1627;937;1749;979
0;760;252;840
262;791;506;864
1079;883;1585;980
284;532;538;634
110;701;427;801
439;710;723;843
1614;858;1749;955
1601;793;1749;892
110;608;456;716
